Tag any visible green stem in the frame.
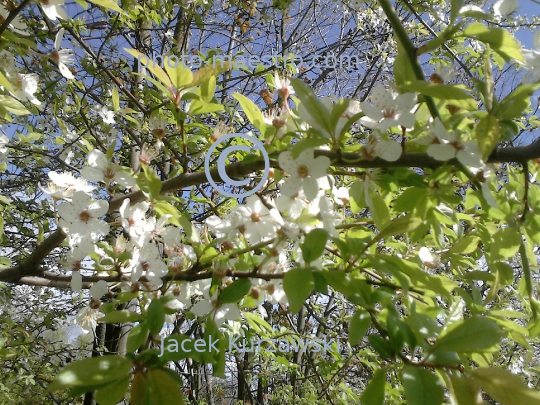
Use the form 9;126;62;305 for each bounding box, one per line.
377;0;440;120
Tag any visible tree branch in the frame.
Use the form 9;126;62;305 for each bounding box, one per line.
2;141;539;284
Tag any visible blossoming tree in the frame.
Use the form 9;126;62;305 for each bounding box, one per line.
2;0;540;404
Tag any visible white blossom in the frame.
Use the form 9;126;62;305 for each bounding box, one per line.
363;134;402;162
12;74;40;105
278;148;331;200
51;28;75;79
426;118;482;168
95;105;115;124
80;149;136;187
493;0;518;18
40;0;67;21
360;86;416;131
191;282;241;328
58;190;110;243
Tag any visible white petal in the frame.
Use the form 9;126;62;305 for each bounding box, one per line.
281;177;302;197
419;246;434;264
90;280;108;300
80;167;104;182
427;144;456;161
87;150;108;168
308;156;331;178
303;177;319;200
456;149;482;168
296;148;315;166
370;86;394;109
191;300;213;317
494;0;518;17
59;63;74;79
278;151;297;174
378;140;402;162
70;271;82;292
54;28;64;51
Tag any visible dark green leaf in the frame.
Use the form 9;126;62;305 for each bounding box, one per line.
472;367;540;405
401;366;444;405
95;376;130;405
147;299;166;336
301;228;328;263
360;368;386;405
47;356;132;392
349;310;371;346
283;268;314;313
436;316;504;353
147;368;185;405
219;278;252;304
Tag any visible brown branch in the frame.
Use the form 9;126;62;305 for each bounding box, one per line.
2;141;540;284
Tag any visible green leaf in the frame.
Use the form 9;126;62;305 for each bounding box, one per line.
127;323;149;354
360;368;386;405
291;138;329;159
472;367;540;405
449;373;483;405
163;56;193;90
147;369;185;405
495;83;540;120
290;78;332;135
349;310;371;346
463;23;523;62
131;371;149;405
153;201;184;228
111;86;120;111
490;227;521;259
189;64;229;89
283;268;315;313
98;310;144;323
399;81;473;101
125;49;171;89
219;278;252;303
0;95;31;115
47;356;132;392
368;335;393;360
200;74;216;102
369;192;390;229
376;214;423;243
95;376;130;405
436;316;504;352
301;228;328;263
139;165;162;200
232;93;266;133
147;299;166;336
393;45;416;86
88;0;128;15
450;0;464;23
401;366;444;405
0;348;16;359
475;114;501;159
